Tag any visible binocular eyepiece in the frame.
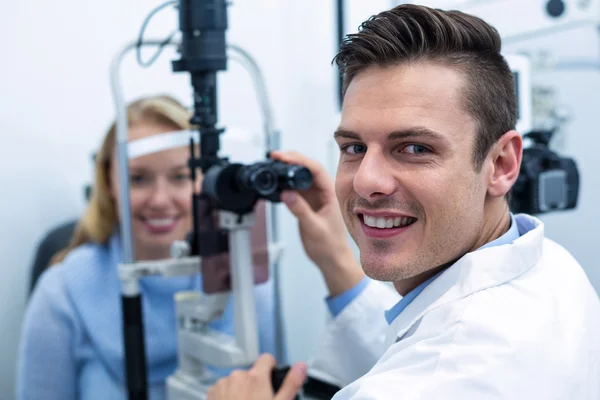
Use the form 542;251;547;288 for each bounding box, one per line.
237;160;313;199
202;159;313;215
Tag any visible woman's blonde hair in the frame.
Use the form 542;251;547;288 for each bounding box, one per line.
51;94;192;265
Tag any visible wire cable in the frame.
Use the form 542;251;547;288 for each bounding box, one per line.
136;1;178;67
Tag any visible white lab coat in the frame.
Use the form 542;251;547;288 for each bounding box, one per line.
308;214;600;399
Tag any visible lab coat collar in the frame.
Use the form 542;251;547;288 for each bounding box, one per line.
384;214;545;346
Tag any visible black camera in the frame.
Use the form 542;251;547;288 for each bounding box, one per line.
509;130;579;215
202;159;313;215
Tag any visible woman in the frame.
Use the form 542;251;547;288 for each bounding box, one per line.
16;95;276;400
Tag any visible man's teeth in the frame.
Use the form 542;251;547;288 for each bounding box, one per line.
363;215;416;229
146;218;175;227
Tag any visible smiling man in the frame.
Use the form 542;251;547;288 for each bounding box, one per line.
207;4;600;400
334;58;516;296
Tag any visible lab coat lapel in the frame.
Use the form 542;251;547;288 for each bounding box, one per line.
385;214;545;346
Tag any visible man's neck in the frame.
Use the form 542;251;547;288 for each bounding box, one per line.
394;264;449;296
393;201;512;296
468;201;512;253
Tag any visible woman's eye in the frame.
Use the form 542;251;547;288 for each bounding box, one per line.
171;173;191;185
404;144;430;155
174;173;189;181
344;144;367;155
130;174;148;185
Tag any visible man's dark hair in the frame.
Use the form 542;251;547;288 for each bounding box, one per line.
333;4;517;170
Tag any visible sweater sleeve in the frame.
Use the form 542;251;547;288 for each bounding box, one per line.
16;268;79;400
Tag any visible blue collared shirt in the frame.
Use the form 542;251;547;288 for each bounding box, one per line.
327;213;521;323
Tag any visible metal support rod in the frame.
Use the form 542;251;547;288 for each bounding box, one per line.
110;38;179;400
335;0;345;110
228;218;260;361
111;39;179;265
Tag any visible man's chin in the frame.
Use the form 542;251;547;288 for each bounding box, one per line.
360;254;417;283
361;260;398;282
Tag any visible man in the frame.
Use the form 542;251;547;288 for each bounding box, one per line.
207;4;600;399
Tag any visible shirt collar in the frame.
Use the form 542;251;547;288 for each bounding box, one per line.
384;271;441;324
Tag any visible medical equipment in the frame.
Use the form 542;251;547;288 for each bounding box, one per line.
502;52;581;216
112;37;283;399
111;1;342;399
509;129;580;214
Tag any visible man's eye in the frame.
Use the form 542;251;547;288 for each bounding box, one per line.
403;144;430;155
343;144;367;155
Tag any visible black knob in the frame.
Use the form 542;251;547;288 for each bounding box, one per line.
271;366;300;400
546;0;566;18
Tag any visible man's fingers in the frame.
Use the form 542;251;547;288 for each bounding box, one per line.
274;363;308;400
251;353;278;376
206;378;226;400
270;150;318;170
281;191;318;221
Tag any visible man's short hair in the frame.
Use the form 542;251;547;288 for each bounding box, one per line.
333;4;517;170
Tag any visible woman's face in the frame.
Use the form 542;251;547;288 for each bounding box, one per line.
110;122;195;260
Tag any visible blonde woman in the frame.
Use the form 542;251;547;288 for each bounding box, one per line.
16;95;276;400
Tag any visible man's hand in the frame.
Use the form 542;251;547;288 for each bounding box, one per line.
270;151;365;297
206;354;306;400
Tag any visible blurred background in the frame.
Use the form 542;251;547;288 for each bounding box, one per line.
1;0;599;397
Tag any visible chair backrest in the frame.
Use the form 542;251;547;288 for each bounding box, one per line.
29;220;78;296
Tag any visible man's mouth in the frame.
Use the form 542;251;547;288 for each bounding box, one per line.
355;212;418;239
360;214;417;229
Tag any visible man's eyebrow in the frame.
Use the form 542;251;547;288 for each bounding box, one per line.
387;127;446;142
334;127;447;142
333;129;361;140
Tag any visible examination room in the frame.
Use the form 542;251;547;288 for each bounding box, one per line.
2;0;600;399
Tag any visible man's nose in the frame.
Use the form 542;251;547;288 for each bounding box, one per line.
353;149;396;200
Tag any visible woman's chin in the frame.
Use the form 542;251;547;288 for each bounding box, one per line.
134;233;184;259
135;240;173;260
132;220;191;259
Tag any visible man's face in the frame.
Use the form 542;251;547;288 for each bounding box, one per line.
335;62;490;285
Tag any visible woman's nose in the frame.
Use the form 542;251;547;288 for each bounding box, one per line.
147;181;171;208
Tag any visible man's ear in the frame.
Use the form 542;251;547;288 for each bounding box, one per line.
487;130;522;198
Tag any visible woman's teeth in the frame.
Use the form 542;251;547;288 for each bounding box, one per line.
146;218;175;227
363;215;416;229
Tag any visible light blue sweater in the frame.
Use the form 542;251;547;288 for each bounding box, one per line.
16;234;276;400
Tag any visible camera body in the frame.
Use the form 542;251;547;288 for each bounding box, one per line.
509;131;579;215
